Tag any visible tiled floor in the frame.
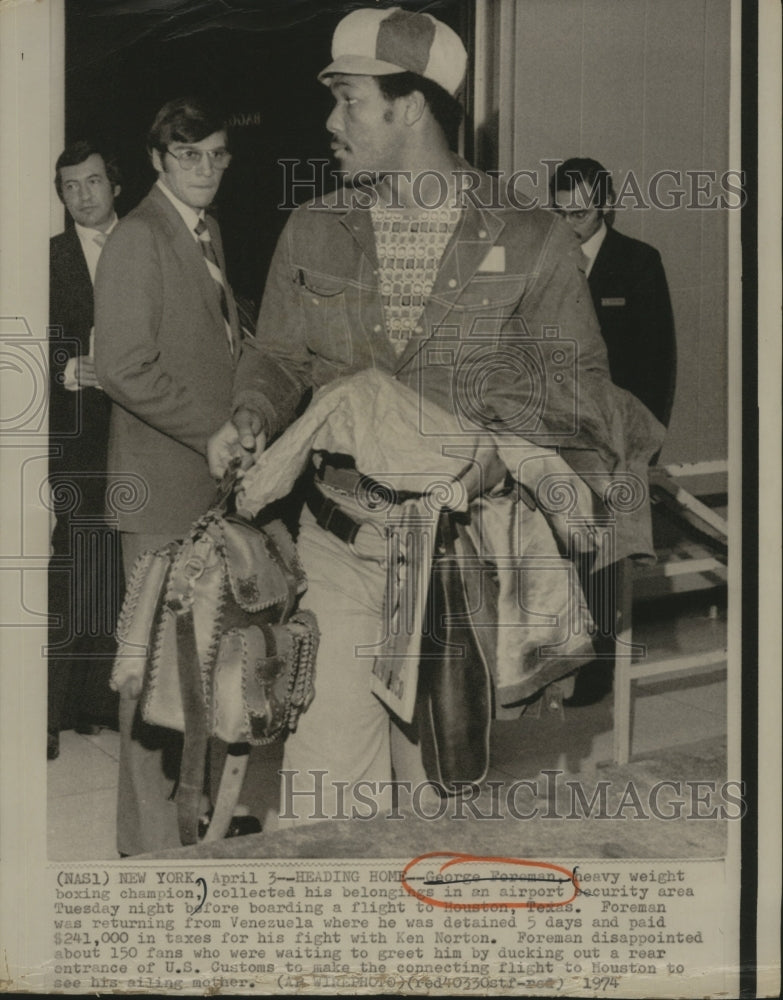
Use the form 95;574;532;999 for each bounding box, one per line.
48;589;728;861
47;727;121;861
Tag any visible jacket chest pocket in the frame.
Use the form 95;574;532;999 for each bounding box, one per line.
439;274;527;314
294;268;354;366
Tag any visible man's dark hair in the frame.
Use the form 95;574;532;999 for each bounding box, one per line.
147;96;228;157
54;139;122;201
376;72;463;145
550;157;615;211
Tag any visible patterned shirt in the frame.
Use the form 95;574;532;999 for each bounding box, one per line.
370;204;462;354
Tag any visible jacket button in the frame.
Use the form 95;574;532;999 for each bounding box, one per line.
311;297;319;305
415;326;423;334
479;229;487;238
482;298;490;305
448;278;457;288
373;324;382;333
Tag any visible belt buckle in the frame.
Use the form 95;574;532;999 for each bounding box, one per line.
347;517;388;561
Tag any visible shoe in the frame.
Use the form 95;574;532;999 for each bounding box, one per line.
197;811;262;840
47;728;60;761
227;814;262;838
74;722;102;735
562;661;614;707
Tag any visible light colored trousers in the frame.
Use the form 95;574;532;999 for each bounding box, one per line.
276;498;428;827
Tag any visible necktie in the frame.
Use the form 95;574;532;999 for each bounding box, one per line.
194;218;233;354
93;232;107;249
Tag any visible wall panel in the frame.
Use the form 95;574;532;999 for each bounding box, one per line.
477;0;732;463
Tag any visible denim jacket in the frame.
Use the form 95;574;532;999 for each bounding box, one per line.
234;161;664;560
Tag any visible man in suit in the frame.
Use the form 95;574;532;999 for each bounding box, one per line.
550;157;677;427
94;97;242;855
48;140;123;760
551;157;677;706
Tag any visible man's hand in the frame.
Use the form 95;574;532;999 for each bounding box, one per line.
76;356;100;387
64;355;101;390
207;406;266;478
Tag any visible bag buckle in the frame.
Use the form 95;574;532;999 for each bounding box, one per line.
183;556;206;580
167;557;206;613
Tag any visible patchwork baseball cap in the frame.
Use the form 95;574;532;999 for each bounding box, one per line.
318;7;467;96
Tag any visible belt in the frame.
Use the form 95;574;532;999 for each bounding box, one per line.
305;486;364;547
308;461;422;546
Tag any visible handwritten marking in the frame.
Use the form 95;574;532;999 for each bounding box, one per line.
191;877;207;915
402;851;580;910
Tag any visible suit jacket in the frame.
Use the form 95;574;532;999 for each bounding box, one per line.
49;227;112;518
588;226;677;427
94;184;240;535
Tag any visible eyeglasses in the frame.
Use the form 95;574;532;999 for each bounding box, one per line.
165;147;232;171
552;207;594;222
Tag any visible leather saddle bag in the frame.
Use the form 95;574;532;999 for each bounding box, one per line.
111;466;319;844
418;512;493;794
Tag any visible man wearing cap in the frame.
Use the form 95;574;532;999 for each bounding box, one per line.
208;7;663;824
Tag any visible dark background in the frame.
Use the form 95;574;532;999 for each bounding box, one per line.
65;0;472;304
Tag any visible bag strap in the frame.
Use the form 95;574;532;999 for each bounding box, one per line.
435;509;459;556
210;456;244;515
173;608;210;845
172;460;258;845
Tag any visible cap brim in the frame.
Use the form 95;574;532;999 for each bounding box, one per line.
318;54;408;83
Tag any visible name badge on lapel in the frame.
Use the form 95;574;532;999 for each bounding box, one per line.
479;246;506;273
601;297;626;307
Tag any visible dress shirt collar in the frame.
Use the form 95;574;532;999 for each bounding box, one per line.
156;178;204;237
580;220;607;276
74;213;118;244
74;214;118;283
